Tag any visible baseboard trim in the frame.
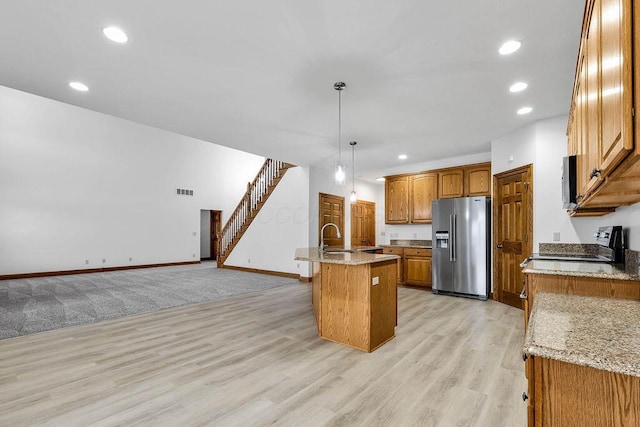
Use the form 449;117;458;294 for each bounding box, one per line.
298;276;312;283
0;261;201;281
220;264;304;281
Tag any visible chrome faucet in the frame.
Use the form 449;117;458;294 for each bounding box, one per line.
320;223;341;251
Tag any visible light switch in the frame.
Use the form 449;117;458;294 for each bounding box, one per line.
372;276;379;286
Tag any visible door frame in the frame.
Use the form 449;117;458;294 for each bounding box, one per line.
492;164;533;305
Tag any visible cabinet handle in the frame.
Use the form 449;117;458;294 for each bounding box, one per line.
589;168;601;179
519;285;527;299
522;353;528;362
496;244;503;249
522;392;528;402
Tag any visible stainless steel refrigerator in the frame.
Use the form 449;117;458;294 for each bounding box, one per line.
432;196;490;300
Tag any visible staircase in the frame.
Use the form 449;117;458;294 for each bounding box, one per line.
217;159;295;267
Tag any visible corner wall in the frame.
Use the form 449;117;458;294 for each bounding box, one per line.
491;115;640;250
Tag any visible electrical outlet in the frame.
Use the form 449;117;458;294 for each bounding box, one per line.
192;231;197;236
297;263;300;269
380;231;386;236
553;232;561;241
248;258;251;264
129;257;133;262
85;259;89;265
102;259;106;263
372;276;379;286
413;233;418;238
192;254;195;258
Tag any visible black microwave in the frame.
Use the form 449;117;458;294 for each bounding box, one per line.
562;155;577;209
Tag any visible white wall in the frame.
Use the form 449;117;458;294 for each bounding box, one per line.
225;166;310;275
0;85;278;275
491;115;640;250
200;210;211;258
305;166;384;277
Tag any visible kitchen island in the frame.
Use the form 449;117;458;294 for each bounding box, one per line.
295;247;399;352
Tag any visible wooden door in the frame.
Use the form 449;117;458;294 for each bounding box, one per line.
385;176;409;223
351;200;376;246
211;210;222;260
438;169;464;198
409;173;437;223
493;165;533;308
319;193;344;248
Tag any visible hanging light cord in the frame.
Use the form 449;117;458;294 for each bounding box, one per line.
338;88;342;163
351;142;355;192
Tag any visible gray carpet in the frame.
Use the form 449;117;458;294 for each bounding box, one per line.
0;262;298;340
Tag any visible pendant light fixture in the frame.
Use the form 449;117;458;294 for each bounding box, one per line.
334;82;346;185
349;141;357;202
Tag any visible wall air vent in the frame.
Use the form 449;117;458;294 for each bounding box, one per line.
176;188;194;196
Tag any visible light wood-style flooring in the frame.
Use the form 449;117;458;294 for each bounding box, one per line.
0;283;527;426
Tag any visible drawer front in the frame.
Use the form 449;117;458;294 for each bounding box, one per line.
383;247;404;255
404;248;431;257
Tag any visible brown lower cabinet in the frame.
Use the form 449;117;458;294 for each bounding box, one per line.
382;246;431;287
524;355;640;426
523;272;640;425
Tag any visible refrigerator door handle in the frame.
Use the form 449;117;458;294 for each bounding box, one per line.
449;214;454;262
451;214;457;262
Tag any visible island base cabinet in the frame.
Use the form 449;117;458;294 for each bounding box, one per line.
318;260;397;352
529;356;640;426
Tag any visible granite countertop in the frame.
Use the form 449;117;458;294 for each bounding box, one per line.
524;292;640;377
521;259;639;281
381;239;432;249
294;247;400;265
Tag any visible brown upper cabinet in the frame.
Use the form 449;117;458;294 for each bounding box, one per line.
464;164;491;197
409;173;437;223
438;169;464;199
566;0;640;213
385;175;409;223
385;162;491;224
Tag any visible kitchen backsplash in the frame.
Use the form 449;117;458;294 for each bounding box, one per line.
538;243;599;256
626;249;640;275
390;239;432;247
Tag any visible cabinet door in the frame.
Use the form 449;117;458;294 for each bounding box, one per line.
583;2;603;198
383;247;404;283
438;169;464;198
404;248;430;286
464;164;491;196
409;173;437;223
385;176;409;224
597;0;633;177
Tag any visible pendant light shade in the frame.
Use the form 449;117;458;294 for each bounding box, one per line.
350;141;357;202
334;82;346;186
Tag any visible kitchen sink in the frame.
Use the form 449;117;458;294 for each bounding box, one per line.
323;248;354;253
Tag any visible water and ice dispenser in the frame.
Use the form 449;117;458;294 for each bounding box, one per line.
435;232;449;249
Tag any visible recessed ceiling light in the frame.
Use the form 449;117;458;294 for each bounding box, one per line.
509;82;528;93
499;40;521;55
517;106;533;115
398;154;408;160
376;177;386;182
69;81;89;92
103;26;128;43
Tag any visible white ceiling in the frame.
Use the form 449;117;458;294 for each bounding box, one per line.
0;1;584;181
